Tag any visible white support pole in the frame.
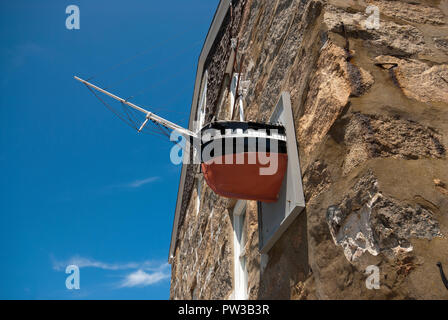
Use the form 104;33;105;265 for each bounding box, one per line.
74;76;197;140
138;116;150;133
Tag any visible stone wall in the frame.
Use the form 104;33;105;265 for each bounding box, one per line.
170;0;246;300
171;0;448;299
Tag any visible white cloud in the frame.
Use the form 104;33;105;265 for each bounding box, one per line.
120;269;170;288
51;255;167;272
125;176;159;188
51;255;170;289
51;255;139;271
4;42;45;68
103;176;160;191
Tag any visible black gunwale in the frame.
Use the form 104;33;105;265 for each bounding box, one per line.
201;137;287;163
200;120;286;136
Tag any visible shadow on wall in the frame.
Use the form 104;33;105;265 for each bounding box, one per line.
257;209;309;300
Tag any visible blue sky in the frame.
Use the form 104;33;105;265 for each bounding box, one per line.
0;0;218;299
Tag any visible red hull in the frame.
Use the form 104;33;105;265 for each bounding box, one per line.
201;152;288;202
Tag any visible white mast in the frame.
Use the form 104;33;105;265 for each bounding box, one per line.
74;76;197;140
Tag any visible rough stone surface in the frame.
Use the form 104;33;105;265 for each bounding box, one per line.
302;160;331;202
297;42;374;155
324;4;431;56
368;0;445;25
434;36;448;53
327;171;442;262
342;112;445;174
374;55;448;104
205;0;247;124
170;179;235;299
171;0;448;300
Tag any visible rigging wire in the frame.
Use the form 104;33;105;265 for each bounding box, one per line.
86;24;204;82
81;35;202;143
105;39;202;91
120;101;141;129
141;82;191;116
125;60;193;102
119;97;179;143
150;119;171;138
85;84;136;129
84;83;170;140
123;102;172;139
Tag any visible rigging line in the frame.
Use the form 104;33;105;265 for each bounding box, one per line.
147;115;171;137
120;100;172;138
84;84;167;138
126;104;184;143
139;129;172;142
125;102;151;127
85;83;136;130
139;128;179;147
105;39;202;90
151;119;171;139
125;61;193;102
121;102;171;137
119;100;142;128
146;108;188;116
159;123;172;136
120;101;137;126
86;24;204;81
136;125;176;143
120;101;145;130
141;82;192;115
148;123;170;138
